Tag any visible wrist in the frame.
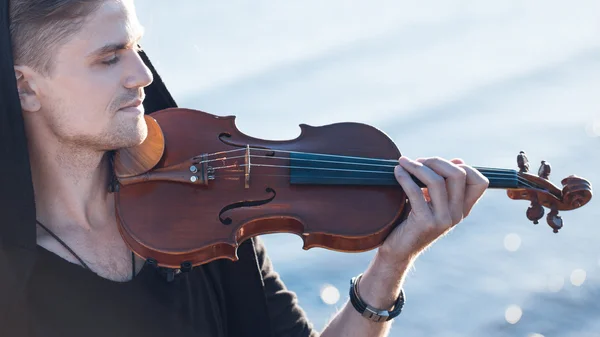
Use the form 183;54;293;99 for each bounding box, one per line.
374;248;414;275
353;252;411;311
349;273;406;322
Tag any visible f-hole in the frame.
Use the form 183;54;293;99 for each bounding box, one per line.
219;187;277;225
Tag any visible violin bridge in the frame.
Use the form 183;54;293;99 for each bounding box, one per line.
245;144;250;188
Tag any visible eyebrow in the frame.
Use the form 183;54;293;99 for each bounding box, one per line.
87;26;145;58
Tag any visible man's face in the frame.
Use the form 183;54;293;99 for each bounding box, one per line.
26;0;153;151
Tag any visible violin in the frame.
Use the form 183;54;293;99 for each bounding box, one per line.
110;107;593;269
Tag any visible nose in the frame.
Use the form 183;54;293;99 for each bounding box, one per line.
123;48;154;90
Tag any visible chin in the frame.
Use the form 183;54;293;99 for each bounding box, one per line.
126;117;149;146
107;116;149;150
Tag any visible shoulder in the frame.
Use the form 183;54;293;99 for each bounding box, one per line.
0;243;37;335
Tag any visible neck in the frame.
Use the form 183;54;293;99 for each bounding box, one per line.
286;152;525;189
28;136;114;236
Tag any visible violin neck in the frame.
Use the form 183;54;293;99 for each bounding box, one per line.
407;167;521;189
288;153;524;190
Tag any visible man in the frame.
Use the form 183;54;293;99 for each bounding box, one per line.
0;0;488;336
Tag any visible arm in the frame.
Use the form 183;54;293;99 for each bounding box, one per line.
318;252;409;337
319;156;489;337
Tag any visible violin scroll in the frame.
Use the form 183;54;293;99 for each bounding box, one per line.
561;175;592;209
507;152;592;233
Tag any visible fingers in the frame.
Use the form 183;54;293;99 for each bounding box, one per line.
395;156;489;230
458;164;489;216
396;157;452;227
393;164;430;217
415;157;467;224
435;157;489;217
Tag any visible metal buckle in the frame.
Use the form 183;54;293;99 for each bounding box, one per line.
362;305;390;322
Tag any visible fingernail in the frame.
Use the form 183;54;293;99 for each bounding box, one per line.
394;165;406;175
398;156;411;164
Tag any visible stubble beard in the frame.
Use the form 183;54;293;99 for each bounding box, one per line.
40;88;150;164
100;113;148;151
49;107;149;153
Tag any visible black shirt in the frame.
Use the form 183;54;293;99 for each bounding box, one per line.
10;237;319;337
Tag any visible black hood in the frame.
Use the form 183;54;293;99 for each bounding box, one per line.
0;0;178;331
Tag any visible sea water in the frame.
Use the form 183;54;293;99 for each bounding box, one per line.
136;2;600;335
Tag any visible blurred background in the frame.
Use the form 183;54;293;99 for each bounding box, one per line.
134;1;600;336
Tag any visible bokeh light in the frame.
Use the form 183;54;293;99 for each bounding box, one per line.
570;269;586;286
505;305;522;324
503;233;521;252
320;284;340;305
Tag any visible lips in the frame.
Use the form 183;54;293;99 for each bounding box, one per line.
121;98;144;109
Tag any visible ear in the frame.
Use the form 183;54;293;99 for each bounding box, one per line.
14;65;42;113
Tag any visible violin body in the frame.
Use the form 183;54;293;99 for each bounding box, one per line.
112;108;592;269
113;108;408;268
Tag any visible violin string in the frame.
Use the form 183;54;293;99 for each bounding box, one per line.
199;147;520;171
195;147;538;189
211;172;531;184
211;162;522;179
207;155;520;177
205;153;523;177
212;163;395;174
210;173;538;190
201;154;399;168
199;152;517;174
201;147;396;162
218;155;537;187
208;163;538;189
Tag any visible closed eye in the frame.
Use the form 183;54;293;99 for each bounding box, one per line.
100;45;142;66
102;53;120;65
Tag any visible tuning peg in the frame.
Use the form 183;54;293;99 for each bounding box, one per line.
517;151;529;173
546;207;563;233
538;160;551;180
526;201;544;224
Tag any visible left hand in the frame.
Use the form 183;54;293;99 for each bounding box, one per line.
377;156;489;265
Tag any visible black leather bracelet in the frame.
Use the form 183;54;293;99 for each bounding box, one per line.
349;273;405;322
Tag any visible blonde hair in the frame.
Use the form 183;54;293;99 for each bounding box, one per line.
9;0;103;75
